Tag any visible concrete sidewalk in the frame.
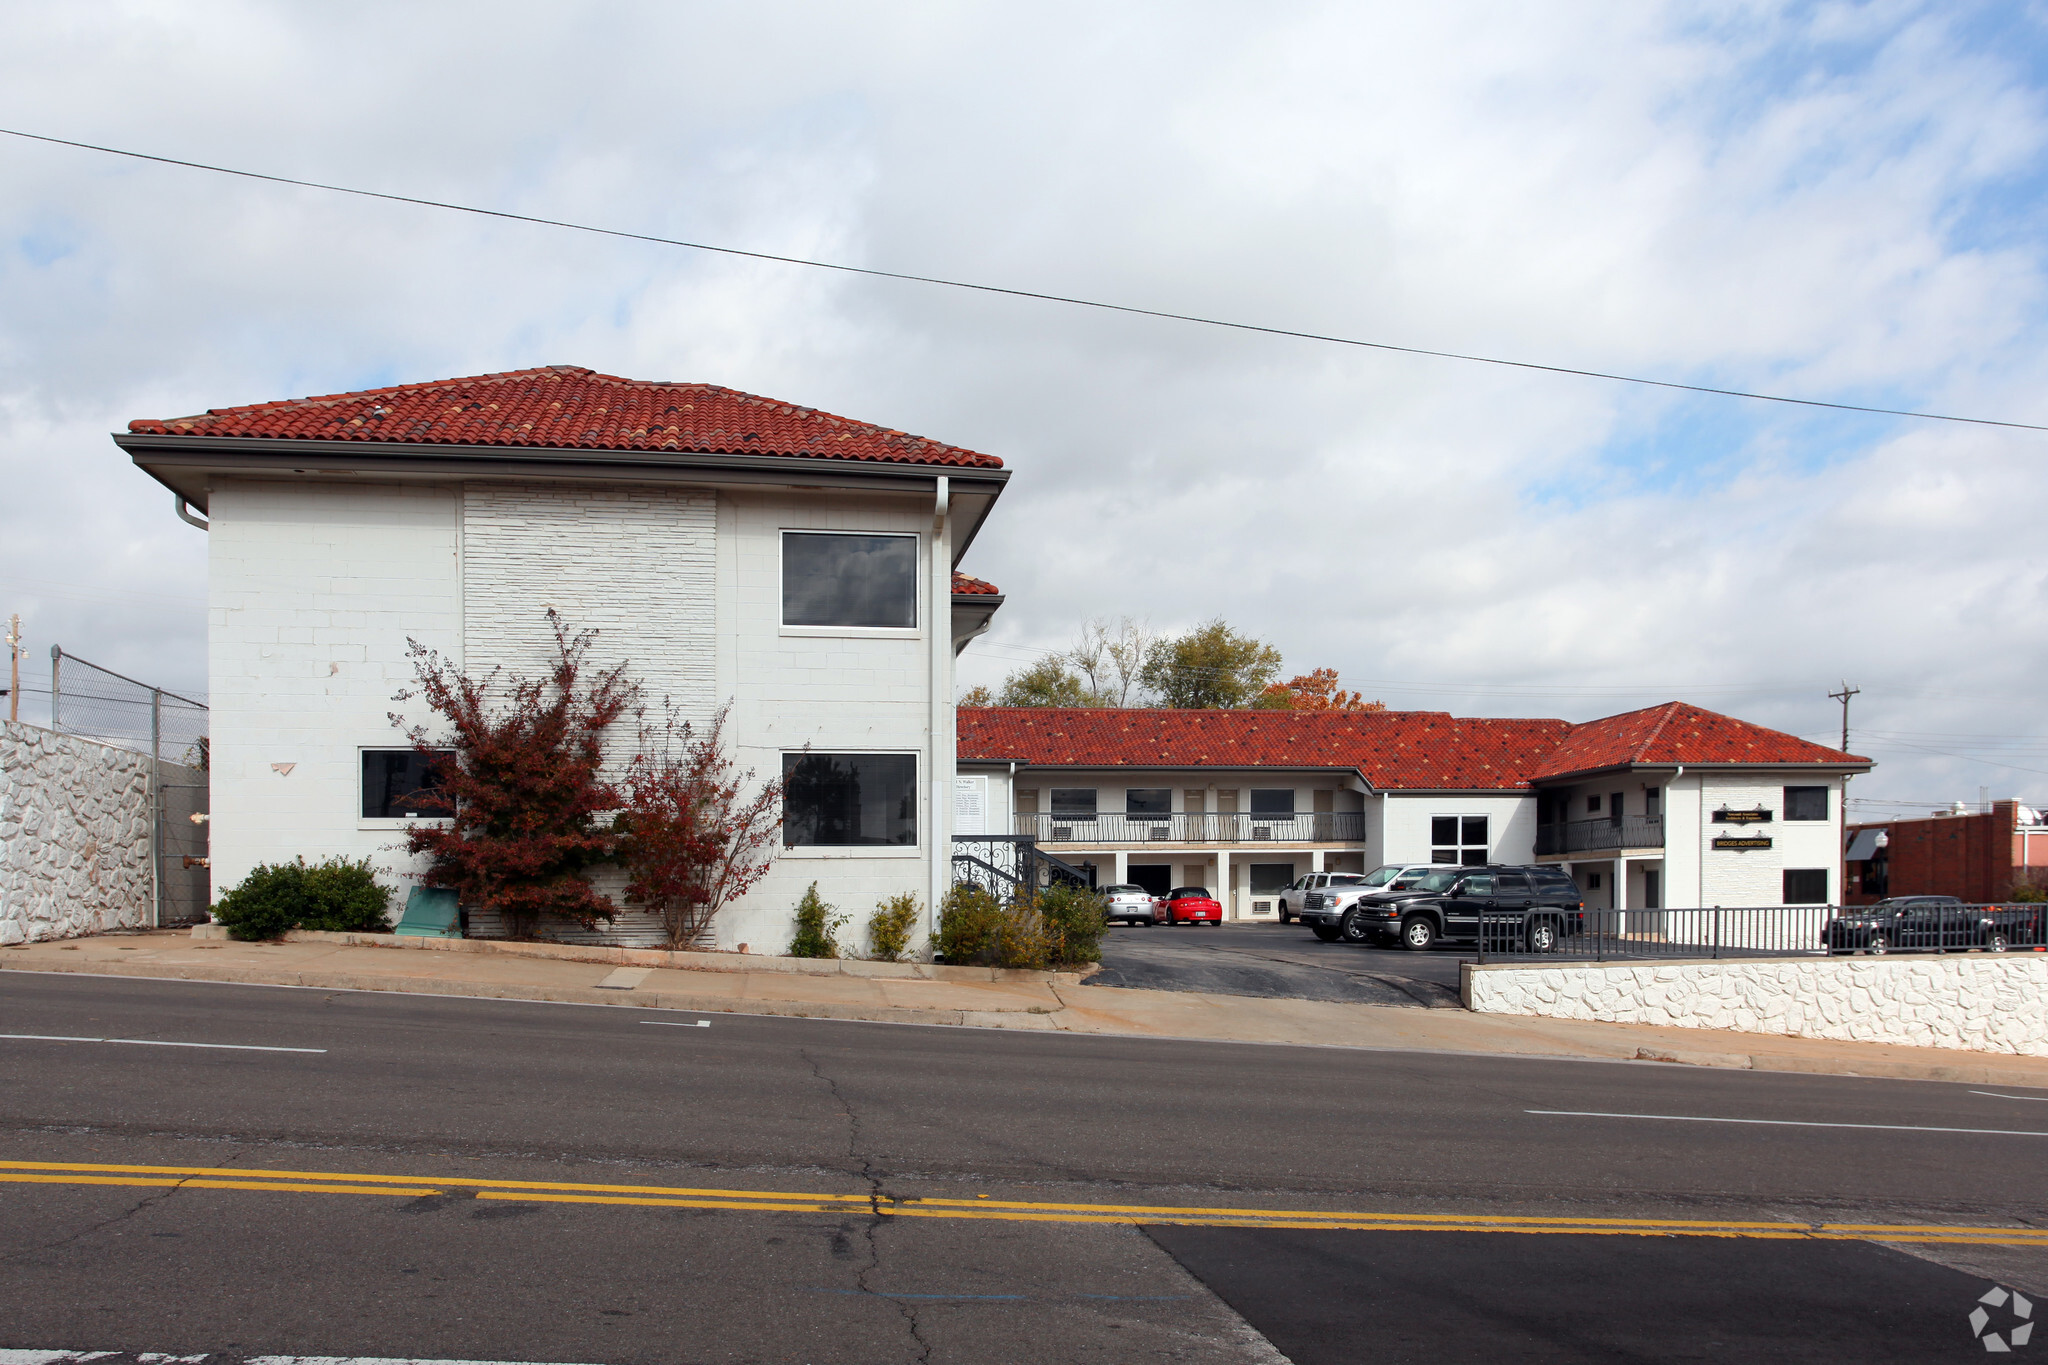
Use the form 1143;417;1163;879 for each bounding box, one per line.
6;928;2048;1087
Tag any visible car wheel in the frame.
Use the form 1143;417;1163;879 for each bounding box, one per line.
1988;932;2010;952
1401;916;1437;951
1525;919;1559;954
1310;924;1341;942
1867;934;1889;955
1340;911;1373;945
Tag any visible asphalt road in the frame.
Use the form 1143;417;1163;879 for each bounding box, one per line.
1094;921;1466;1005
3;971;2046;1363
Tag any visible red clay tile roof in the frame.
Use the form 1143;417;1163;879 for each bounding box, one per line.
1533;701;1867;776
957;708;1573;790
958;701;1867;789
951;572;1000;596
127;365;1001;469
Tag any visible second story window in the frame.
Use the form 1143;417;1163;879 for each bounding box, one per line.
782;531;917;628
1784;786;1828;821
1126;788;1172;819
1050;789;1098;819
1249;789;1296;815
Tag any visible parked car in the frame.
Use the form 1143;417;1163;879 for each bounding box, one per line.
1332;864;1451;944
1278;872;1368;924
1821;897;2042;954
1161;886;1223;925
1101;884;1163;926
1346;866;1585;952
1298;874;1385;942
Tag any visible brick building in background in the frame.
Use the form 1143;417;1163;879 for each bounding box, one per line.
1844;800;2048;905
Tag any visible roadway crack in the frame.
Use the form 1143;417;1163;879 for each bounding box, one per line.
801;1048;932;1364
4;1148;252;1263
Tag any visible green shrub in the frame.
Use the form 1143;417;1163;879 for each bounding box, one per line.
788;883;846;958
867;893;922;962
937;885;1006;964
939;884;1107;969
1036;883;1109;965
211;857;392;941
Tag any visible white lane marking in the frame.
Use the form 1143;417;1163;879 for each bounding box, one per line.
1973;1091;2048;1102
247;1357;605;1364
640;1020;711;1028
0;1034;325;1054
1528;1109;2048;1137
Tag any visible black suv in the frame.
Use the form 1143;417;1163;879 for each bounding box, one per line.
1343;865;1585;952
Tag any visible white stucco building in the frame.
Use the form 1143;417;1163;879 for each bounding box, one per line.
120;365;1007;952
958;703;1869;915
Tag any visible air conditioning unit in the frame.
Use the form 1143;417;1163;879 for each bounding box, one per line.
1252;899;1272;915
1053;826;1073;841
1145;825;1166;840
1253;825;1272;840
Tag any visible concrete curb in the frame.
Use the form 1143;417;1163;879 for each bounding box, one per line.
244;928;1098;986
1;955;1067;1031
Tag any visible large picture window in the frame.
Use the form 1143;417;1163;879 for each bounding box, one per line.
1125;789;1172;818
1050;789;1099;818
1431;814;1489;866
782;531;917;628
361;749;453;820
1249;789;1296;815
1783;868;1828;904
782;753;917;847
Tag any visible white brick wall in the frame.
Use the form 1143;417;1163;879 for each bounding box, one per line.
461;483;716;723
1696;774;1842;906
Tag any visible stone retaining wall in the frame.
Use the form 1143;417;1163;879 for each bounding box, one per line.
0;721;154;943
1463;954;2048;1056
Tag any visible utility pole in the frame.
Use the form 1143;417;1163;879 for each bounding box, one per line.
1828;682;1860;755
5;614;18;725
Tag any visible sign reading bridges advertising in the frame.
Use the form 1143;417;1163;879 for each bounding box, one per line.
1712;836;1774;850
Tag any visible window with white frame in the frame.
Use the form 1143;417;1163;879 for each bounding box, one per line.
1431;814;1489;866
781;753;917;846
360;749;453;820
781;531;917;628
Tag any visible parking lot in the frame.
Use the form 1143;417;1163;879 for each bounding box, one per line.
1091;920;1465;1008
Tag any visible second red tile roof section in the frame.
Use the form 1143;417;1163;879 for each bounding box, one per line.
127;365;1002;469
957;701;1864;791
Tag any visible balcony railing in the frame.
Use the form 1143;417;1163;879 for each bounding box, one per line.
1019;811;1364;845
1535;816;1665;857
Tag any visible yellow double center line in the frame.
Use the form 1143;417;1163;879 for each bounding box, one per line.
4;1160;2044;1245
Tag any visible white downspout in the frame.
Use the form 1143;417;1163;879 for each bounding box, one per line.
930;477;951;947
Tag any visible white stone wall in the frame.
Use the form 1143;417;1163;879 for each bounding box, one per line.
1465;955;2048;1056
0;722;153;943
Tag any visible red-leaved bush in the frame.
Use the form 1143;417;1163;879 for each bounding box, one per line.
617;702;782;949
391;611;638;938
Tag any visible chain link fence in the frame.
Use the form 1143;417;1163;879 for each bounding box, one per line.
43;646;211;926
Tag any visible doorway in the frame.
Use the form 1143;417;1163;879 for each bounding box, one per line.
1127;864;1172;896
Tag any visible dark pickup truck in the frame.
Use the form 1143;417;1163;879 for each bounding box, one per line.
1821;896;2046;954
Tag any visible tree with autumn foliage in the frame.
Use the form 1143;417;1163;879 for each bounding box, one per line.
391;611;638;938
616;702;783;949
1255;667;1387;712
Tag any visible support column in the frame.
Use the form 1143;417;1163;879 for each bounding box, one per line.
1218;848;1232;920
1310;849;1325;873
1113;850;1128;885
1612;854;1628;936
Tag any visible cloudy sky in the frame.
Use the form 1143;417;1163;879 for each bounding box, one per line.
2;0;2044;816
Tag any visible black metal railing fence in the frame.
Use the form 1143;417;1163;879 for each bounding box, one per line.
1467;902;2048;963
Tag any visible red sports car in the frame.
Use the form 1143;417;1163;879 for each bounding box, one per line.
1162;886;1222;925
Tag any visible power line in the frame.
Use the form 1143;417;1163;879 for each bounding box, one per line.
3;126;2043;434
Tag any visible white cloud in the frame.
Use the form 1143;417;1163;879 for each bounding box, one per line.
0;0;2042;812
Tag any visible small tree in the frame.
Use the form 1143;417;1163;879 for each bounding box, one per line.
789;883;846;958
1255;668;1388;712
867;893;922;961
391;611;637;939
997;657;1095;707
616;701;782;949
